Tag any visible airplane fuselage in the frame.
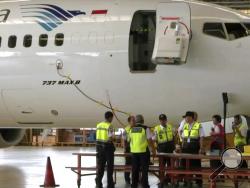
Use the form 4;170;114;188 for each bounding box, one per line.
0;0;249;128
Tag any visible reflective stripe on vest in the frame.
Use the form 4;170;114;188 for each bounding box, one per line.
234;124;247;146
154;124;174;143
183;122;201;139
129;126;148;153
96;122;111;143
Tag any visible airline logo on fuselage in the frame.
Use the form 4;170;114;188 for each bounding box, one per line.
20;4;86;31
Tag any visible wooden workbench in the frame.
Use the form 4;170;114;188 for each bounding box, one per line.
66;152;250;188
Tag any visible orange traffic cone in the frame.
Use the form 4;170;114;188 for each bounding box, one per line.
40;157;59;187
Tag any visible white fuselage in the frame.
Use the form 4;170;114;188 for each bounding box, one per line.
0;0;250;128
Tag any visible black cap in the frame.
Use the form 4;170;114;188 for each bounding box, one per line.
183;111;195;118
159;114;167;120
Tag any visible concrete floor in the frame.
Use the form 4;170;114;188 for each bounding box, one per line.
0;146;249;188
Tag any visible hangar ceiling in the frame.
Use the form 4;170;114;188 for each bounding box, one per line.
202;0;250;14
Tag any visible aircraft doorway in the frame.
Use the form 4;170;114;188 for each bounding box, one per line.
129;11;156;72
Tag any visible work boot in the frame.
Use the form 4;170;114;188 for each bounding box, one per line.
107;181;115;188
125;180;131;185
125;177;131;185
95;178;103;188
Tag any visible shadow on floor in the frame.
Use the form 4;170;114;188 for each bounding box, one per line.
0;166;25;188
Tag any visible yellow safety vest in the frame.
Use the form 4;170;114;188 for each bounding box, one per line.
154;124;174;144
183;122;201;139
234;124;247;146
129;126;148;153
96;121;112;143
125;125;131;135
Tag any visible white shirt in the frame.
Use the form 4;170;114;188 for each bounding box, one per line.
178;119;186;136
181;122;205;138
212;124;221;134
146;128;152;139
108;125;115;138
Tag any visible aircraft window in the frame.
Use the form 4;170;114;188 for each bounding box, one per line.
225;23;247;40
203;23;226;39
55;33;64;46
129;11;156;72
8;35;17;48
23;35;32;48
39;34;48;47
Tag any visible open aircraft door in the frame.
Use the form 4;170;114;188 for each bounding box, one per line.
152;2;191;64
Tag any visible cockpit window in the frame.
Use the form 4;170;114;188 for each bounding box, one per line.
203;23;226;39
225;23;247;40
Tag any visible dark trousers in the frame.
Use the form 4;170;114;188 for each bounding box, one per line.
236;145;248;169
124;146;131;183
157;141;175;183
131;153;150;188
157;141;175;167
210;141;223;169
96;143;115;188
182;141;202;186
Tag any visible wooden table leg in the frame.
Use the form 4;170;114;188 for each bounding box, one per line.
234;178;238;188
170;158;175;185
159;156;165;184
186;159;191;185
77;155;82;188
210;180;216;188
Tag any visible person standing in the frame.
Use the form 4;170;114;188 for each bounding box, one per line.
122;116;135;184
178;112;198;145
129;114;156;188
95;111;115;188
181;111;205;187
153;114;175;186
210;115;224;169
232;115;248;168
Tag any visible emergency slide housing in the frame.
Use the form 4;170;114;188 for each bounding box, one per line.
152;2;191;64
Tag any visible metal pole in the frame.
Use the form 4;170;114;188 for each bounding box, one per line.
222;93;228;150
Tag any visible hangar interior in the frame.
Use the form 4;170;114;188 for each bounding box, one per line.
16;0;250;148
1;1;250;188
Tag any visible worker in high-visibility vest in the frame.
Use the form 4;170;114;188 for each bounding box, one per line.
180;111;205;187
122;115;135;184
128;114;156;188
178;112;198;144
95;111;115;188
153;114;175;186
232;115;248;168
